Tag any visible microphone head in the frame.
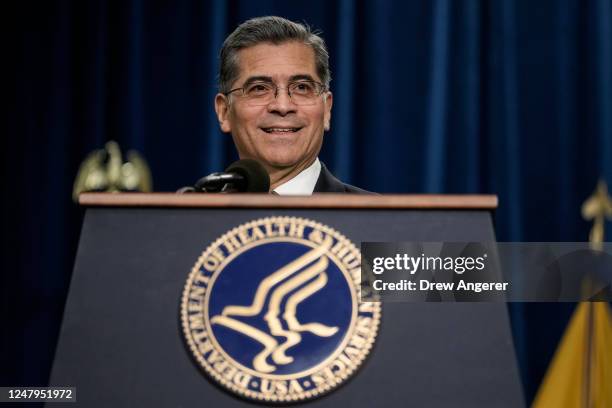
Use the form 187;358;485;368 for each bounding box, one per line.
225;159;270;192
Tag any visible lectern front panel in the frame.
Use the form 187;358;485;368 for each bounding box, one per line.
49;207;523;407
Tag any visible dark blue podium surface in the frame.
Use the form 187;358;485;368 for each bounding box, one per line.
49;193;523;407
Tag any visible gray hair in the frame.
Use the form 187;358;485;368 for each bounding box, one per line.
218;16;331;94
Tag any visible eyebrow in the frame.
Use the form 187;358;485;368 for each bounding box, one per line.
289;74;316;82
242;76;274;86
241;74;318;87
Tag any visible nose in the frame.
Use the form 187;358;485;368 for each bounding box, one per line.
267;87;297;116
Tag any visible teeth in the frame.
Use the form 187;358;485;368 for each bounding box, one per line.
263;128;299;133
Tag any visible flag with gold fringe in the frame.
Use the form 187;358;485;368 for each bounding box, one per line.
532;302;612;408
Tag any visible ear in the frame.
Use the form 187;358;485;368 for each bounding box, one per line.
323;91;333;131
214;93;232;133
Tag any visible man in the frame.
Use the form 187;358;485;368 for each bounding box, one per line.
214;16;369;194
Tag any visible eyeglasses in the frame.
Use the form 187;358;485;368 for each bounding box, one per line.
225;80;327;106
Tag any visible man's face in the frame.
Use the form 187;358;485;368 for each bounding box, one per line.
215;42;332;172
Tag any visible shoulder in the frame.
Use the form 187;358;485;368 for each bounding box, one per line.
313;163;376;194
342;183;374;194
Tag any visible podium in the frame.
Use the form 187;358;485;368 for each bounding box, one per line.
49;193;524;407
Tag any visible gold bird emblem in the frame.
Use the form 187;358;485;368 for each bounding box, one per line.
72;141;152;202
210;236;339;373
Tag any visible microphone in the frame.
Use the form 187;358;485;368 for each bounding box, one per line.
180;159;270;193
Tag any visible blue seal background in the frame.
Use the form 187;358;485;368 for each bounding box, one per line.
207;240;353;376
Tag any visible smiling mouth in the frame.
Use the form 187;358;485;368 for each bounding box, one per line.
261;127;302;133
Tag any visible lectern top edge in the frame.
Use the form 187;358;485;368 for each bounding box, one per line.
78;193;498;210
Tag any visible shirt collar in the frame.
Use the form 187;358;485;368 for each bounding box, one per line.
273;158;321;195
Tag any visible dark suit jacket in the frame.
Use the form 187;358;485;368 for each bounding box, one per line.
313;163;373;194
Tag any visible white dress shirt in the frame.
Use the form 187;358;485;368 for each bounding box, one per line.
273;158;321;195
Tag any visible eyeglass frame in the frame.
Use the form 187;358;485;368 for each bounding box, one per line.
223;78;328;106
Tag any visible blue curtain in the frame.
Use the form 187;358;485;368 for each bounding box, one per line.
3;0;611;404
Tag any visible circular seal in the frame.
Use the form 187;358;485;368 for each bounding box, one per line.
181;216;381;402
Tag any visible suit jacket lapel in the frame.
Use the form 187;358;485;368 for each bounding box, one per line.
313;163;346;193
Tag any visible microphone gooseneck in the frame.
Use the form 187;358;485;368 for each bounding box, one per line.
182;159;270;193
